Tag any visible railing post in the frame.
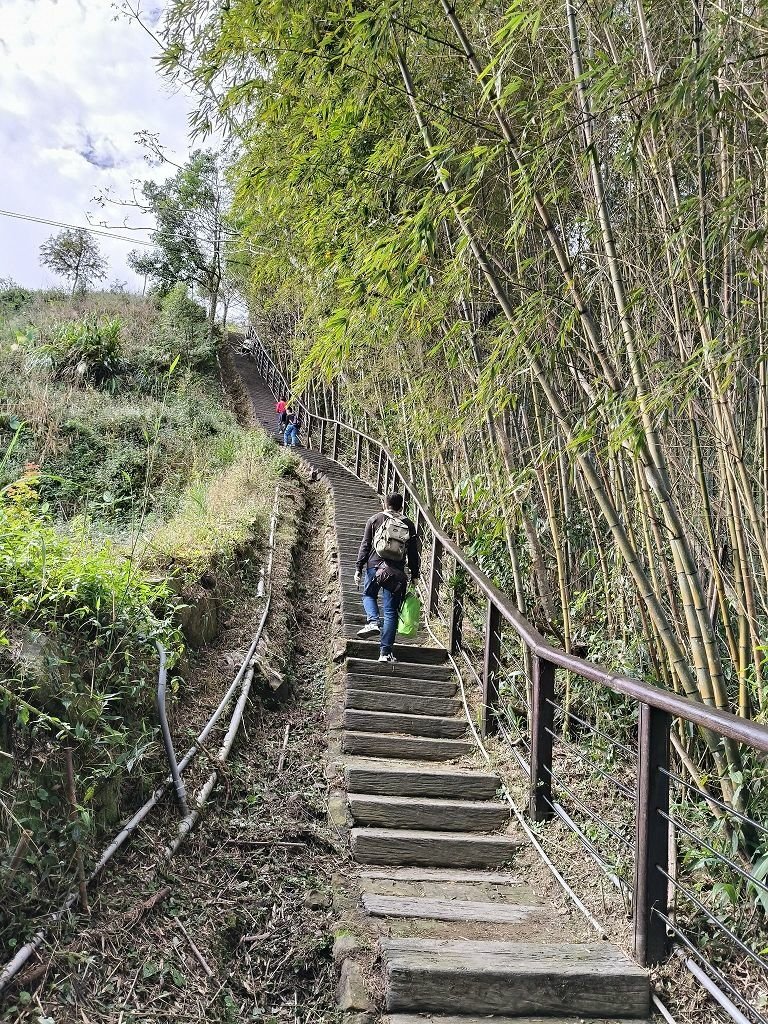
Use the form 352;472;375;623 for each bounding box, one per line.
448;570;464;655
354;433;362;477
319;420;326;454
482;600;501;737
529;653;555;822
428;537;443;617
633;703;670;966
332;422;340;462
376;450;384;493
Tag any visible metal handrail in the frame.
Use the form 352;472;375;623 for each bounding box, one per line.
247;330;768;750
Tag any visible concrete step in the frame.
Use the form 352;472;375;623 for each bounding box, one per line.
349;794;510;832
347;658;453;681
346;689;462;717
346;673;457;698
344;709;467;739
353;828;521;867
346;763;499;799
342;732;473;761
381;939;649;1017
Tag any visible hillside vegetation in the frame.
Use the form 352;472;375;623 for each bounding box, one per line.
0;286;288;941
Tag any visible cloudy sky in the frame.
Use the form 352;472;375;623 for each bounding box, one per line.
0;1;197;291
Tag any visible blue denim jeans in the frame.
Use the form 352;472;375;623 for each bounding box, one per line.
284;424;299;446
362;567;399;654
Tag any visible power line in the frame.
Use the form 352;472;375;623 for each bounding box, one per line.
0;207;158;247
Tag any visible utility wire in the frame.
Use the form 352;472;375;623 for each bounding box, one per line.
0;207;158;247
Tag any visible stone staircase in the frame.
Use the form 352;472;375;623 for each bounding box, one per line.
236;355;651;1023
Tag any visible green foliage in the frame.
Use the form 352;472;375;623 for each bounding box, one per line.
0;279;34;316
0;289;282;950
43;315;123;387
126;150;229;335
157;283;212;366
39;228;108;296
0;468;181;924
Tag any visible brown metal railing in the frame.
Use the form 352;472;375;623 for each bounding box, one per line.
246;329;768;998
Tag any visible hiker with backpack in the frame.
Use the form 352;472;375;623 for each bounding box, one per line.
283;407;301;447
353;493;420;663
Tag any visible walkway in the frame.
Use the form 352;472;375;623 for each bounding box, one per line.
235;352;650;1022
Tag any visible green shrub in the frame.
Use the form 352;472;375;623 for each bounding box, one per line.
157;283;212;367
0;279;34;316
42;315;124;388
0;470;182;919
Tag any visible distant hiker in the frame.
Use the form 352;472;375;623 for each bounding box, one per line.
354;493;419;663
283;408;301;447
276;397;288;433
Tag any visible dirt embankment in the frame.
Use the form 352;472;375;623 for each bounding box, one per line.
3;459;352;1024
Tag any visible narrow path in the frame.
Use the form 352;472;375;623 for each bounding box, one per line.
237;353;651;1023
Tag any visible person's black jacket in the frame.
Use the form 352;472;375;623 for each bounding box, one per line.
356;511;420;578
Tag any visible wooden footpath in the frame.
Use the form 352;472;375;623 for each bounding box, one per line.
236;353;651;1023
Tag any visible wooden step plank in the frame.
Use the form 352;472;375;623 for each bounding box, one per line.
347;689;462;717
343;625;431;640
352;828;521;868
349;794;509;832
342;732;472;760
381;939;649;1017
363;894;546;925
383;1015;652;1024
360;874;537;904
360;867;522;884
346;673;457;698
345;639;448;665
346;659;453;681
344;709;467;739
346;764;497;799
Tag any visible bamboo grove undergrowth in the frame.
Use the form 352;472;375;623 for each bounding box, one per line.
160;0;768;827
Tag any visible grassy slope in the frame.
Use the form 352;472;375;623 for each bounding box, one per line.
0;291;292;946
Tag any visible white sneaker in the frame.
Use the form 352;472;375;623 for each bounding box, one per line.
357;622;380;638
378;652;397;664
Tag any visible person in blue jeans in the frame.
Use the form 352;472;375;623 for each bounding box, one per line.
283;408;301;446
353;493;419;663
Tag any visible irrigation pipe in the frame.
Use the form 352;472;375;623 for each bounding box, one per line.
156;641;189;816
0;486;281;998
167;486;280;854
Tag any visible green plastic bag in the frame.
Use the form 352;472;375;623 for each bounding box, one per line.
397;590;421;637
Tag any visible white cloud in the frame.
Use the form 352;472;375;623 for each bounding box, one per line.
0;0;199;290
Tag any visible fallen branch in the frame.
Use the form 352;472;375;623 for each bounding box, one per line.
276;722;291;774
175;918;214;978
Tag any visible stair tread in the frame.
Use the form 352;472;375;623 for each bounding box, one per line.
359;867;522;883
345;673;456;697
354;827;520;844
349;793;509;832
346;689;462;716
343;732;473;761
350;793;507;810
345;709;467;739
382;939;649;1017
364;894;547;924
383;1016;652;1024
343;759;496;779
